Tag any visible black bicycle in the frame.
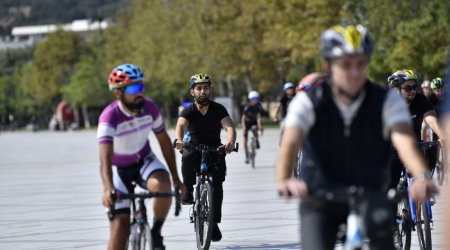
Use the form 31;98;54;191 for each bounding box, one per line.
108;183;181;250
180;142;238;250
312;186;402;250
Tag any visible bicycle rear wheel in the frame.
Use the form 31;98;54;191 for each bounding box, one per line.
195;181;214;250
127;222;151;250
415;202;432;250
394;195;411;250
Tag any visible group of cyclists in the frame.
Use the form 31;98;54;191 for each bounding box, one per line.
97;23;447;250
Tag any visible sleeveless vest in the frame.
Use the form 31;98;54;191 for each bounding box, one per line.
301;81;392;192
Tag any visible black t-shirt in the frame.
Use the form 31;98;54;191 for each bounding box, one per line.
280;95;293;118
180;101;230;146
409;93;434;139
243;103;262;123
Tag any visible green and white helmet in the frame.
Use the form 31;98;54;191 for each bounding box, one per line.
430;77;444;90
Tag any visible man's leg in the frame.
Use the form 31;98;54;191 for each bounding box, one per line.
361;197;396;250
300;200;345;250
146;171;172;249
108;213;130;250
181;150;200;204
243;130;249;163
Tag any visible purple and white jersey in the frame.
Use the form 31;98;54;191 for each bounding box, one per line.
97;98;165;167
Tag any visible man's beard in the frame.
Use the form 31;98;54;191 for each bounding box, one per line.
195;95;210;106
121;95;144;112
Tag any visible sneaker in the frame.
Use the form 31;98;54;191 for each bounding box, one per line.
245;157;249;164
151;230;165;250
212;223;222;242
256;140;260;149
182;190;194;205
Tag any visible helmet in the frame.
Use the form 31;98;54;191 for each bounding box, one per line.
320;24;374;59
387;69;418;88
296;72;328;92
430;77;444;90
421;80;430;88
283;82;295;92
248;91;259;100
108;64;144;90
189;73;211;88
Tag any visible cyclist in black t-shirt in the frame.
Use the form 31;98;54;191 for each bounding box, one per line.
273;82;295;126
388;69;445;188
174;73;236;242
241;91;263;164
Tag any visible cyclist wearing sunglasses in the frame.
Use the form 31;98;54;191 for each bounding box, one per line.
276;24;437;250
98;64;183;250
388;69;445;189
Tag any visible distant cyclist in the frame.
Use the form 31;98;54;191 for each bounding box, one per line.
241;90;263;164
276;24;437;250
273;82;295;126
388;70;445;188
98;64;183;250
174;73;236;242
422;77;445;141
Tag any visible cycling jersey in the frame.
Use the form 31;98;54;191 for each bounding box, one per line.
285;80;411;192
97;98;165;167
279;95;293;119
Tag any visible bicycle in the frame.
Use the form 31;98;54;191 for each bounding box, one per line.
107;183;181;250
394;141;435;250
178;142;238;250
313;186;401;250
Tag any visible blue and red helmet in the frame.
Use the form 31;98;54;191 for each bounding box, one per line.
108;64;144;90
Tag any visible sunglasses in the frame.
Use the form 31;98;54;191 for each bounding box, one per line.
123;83;145;94
401;84;418;92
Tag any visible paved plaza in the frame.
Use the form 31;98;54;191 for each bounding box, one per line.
0;128;447;249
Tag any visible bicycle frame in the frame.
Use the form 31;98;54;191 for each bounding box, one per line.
405;172;432;222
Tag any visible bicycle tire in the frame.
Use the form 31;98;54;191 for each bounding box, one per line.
195;181;214;250
127;222;152;250
415;202;432;250
394;195;411;250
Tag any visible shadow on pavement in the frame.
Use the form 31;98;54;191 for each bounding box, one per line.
221;242;301;249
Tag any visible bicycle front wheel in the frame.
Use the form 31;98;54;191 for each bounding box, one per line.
415;202;432;250
127;222;151;250
195;181;214;250
394;194;411;250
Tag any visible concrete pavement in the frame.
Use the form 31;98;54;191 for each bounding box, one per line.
0;129;446;249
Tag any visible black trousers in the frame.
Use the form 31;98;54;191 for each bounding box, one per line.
181;149;226;223
300;196;395;250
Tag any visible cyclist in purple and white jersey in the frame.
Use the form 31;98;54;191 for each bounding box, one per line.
98;64;183;250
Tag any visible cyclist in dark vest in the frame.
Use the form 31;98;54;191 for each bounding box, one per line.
276;24;437;250
174;73;236;242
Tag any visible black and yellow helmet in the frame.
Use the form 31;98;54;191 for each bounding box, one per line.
189;73;212;88
320;24;374;59
430;77;444;90
387;69;418;88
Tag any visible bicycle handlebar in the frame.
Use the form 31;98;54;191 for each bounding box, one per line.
173;139;239;153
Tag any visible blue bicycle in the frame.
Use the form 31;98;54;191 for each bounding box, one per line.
395;171;433;250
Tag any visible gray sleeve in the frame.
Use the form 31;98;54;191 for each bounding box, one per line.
284;92;316;136
382;90;412;138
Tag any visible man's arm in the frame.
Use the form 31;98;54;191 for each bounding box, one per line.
391;122;437;201
424;110;445;139
155;130;182;187
276;126;307;198
99;143;114;208
221;116;236;153
241;114;246;131
257;112;263;131
175;117;189;149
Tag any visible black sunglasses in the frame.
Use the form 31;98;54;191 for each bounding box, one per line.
401;84;418;92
